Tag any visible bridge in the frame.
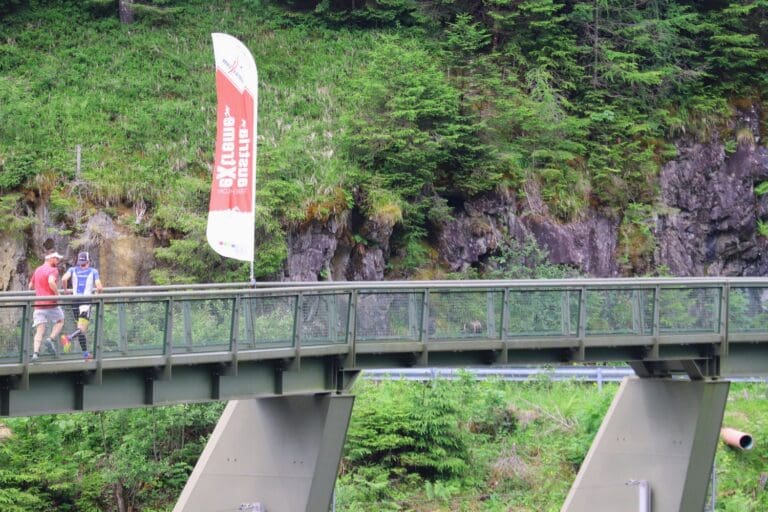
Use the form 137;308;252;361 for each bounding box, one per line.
2;277;767;511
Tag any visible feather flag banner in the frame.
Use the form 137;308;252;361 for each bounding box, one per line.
207;33;257;270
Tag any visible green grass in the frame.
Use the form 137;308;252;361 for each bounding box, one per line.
0;1;399;280
337;377;768;511
1;2;370;206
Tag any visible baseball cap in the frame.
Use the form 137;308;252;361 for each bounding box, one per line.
45;251;64;260
77;251;90;263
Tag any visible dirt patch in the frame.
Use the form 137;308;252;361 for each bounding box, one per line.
510;406;541;428
490;445;534;488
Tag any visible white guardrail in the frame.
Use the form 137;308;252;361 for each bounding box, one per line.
362;366;768;390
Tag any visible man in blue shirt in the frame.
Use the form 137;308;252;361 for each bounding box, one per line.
61;251;103;360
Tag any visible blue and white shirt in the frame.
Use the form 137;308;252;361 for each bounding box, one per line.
67;266;100;295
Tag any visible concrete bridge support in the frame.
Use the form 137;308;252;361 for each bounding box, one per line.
562;377;729;512
174;393;354;512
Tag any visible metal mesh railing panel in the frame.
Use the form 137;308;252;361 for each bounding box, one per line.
237;295;296;347
585;289;654;335
0;306;24;362
428;291;503;340
729;287;768;332
171;298;234;354
101;301;168;356
659;287;719;333
355;292;422;342
300;293;349;345
507;290;578;337
58;302;101;358
6;281;766;366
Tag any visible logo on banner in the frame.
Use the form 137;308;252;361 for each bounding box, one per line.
222;57;246;87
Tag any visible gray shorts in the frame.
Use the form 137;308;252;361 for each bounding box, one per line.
32;307;65;327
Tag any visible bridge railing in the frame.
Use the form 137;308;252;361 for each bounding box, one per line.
1;278;768;367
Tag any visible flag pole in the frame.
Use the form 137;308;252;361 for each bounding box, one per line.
250;51;258;286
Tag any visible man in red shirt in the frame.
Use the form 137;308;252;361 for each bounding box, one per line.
28;250;65;361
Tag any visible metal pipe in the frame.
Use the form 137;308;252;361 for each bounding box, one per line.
627;479;651;512
720;427;754;450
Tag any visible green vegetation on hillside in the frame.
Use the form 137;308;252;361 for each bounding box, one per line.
1;0;766;280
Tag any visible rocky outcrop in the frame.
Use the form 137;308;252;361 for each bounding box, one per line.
657;111;768;276
21;209;156;287
14;108;768;283
0;235;26;291
435;189;619;277
98;235;156;286
57;212;157;286
286;210;393;282
523;215;619;277
286;219;343;282
347;245;385;281
436;207;503;273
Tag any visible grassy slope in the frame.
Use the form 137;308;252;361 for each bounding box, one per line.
1;0;362;194
1;1;387;278
338;378;768;512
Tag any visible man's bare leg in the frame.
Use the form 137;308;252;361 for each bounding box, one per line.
50;319;63;340
33;323;45;355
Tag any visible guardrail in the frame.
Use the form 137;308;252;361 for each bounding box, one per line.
363;367;635;389
2;278;768;378
362;366;768;388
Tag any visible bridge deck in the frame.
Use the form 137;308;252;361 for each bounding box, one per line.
2;278;768;416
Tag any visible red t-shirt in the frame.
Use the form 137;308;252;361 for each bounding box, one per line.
31;263;59;309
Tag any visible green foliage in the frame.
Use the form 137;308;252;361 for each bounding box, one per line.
387;217;434;276
345;379;469;479
359;187;404;232
617;202;656;274
152;231;251;284
706;1;768;93
0;403;224;511
756;181;768;196
482;234;578;280
0;194;34;237
716;383;768;511
339;376;617;511
444;13;491;57
487;68;589;220
339;378;768;511
311;0;426;27
758;219;768;238
343;39;459;196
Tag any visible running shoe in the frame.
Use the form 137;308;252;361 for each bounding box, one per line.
60;335;72;353
44;338;57;355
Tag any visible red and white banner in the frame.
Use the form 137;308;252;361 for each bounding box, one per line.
207;33;257;263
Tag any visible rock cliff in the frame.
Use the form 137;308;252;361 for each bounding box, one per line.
3;109;768;287
658;130;768;276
